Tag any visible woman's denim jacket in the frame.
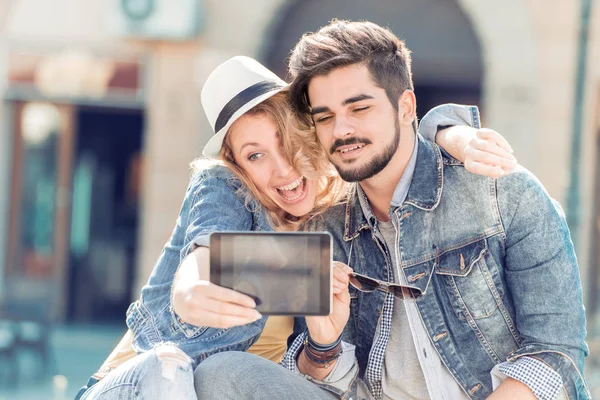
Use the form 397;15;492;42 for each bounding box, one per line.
282;109;590;399
126;165;274;362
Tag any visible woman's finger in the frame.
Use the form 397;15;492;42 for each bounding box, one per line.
190;309;262;329
466;148;518;170
476;128;513;153
194;296;262;321
201;282;258;308
470;139;516;162
464;159;505;179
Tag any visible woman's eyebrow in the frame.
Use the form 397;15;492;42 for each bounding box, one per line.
240;142;260;152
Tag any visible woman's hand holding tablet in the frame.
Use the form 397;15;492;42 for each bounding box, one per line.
171;247;263;329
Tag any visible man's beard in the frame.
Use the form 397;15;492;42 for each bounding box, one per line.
330;120;401;182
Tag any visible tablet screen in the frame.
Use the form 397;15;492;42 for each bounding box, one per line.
210;232;331;315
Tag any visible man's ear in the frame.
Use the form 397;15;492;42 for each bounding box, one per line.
396;90;417;125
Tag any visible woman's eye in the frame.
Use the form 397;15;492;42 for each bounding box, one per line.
247;153;264;161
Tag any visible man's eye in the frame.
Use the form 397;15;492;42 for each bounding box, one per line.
248;153;264;161
315;116;332;124
354;106;370;113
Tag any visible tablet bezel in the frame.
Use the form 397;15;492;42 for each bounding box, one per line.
209;231;332;316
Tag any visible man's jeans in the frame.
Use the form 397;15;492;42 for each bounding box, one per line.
194;352;337;400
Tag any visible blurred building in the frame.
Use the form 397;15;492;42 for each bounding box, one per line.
0;0;598;327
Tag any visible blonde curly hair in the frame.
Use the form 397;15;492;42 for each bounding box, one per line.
192;90;349;230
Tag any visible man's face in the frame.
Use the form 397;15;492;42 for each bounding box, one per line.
307;63;402;182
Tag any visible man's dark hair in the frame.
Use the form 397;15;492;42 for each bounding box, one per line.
288;20;414;120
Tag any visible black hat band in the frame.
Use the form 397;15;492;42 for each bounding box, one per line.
215;80;286;134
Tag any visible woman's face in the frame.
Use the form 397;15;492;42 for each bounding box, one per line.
229;113;317;217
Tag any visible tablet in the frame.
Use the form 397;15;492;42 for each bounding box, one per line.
209;232;332;316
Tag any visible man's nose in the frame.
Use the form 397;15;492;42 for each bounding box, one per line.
333;117;355;139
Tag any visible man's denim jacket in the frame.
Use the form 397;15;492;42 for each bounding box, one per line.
284;112;590;399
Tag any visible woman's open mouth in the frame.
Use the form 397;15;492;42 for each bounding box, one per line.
276;176;308;202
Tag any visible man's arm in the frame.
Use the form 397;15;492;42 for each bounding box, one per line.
280;263;360;394
298;262;352;378
487;378;537;400
421;105;588;398
496;167;591;399
297;340;341;380
281;330;359;394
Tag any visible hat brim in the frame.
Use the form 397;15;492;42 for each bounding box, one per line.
202;85;288;159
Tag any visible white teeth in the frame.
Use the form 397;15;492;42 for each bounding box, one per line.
277;177;303;191
280;191;303;201
277;177;305;201
340;144;364;153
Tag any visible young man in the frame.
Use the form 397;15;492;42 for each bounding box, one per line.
194;21;590;400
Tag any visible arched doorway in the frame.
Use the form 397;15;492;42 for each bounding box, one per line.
262;0;483;119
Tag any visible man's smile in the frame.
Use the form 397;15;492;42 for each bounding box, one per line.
336;143;366;161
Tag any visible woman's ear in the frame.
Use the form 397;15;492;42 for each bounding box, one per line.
397;90;417;125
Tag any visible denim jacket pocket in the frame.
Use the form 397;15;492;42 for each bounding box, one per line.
168;306;210;340
126;300;161;350
126;300;149;331
435;238;504;321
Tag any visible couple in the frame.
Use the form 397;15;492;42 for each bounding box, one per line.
78;20;589;400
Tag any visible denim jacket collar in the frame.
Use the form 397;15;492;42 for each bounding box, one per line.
404;134;444;211
343;134;443;242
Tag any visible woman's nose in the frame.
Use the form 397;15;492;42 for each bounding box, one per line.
273;153;294;178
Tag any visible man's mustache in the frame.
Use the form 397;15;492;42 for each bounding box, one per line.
330;137;372;155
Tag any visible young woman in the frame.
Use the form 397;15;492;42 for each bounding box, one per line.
76;56;517;399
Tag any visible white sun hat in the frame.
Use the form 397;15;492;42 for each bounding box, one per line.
201;56;288;159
